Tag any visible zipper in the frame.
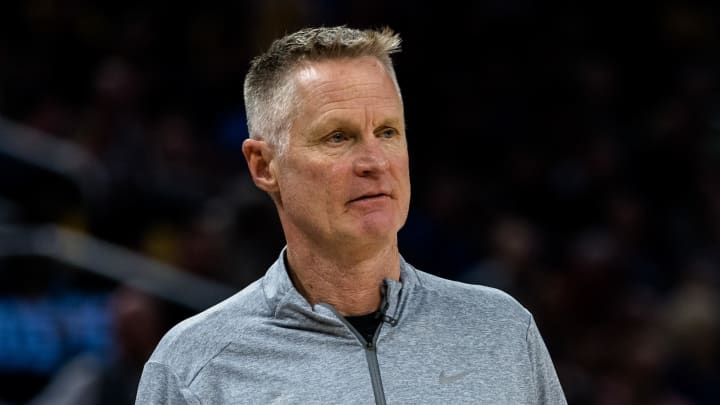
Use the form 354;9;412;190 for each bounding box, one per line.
363;325;387;405
320;304;387;405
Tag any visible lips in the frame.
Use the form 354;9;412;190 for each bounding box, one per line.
348;192;390;204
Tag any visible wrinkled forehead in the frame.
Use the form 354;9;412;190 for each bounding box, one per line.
292;56;399;96
291;58;401;110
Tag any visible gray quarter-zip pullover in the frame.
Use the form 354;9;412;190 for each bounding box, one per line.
136;251;567;404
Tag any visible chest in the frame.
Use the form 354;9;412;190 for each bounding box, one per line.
187;324;534;404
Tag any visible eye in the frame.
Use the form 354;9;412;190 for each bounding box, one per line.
379;128;398;139
327;132;349;144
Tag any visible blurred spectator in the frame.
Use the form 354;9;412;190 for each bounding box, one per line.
24;286;191;405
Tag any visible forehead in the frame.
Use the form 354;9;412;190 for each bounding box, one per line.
291;56;403;117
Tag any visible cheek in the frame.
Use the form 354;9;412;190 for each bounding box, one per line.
283;156;324;185
324;165;350;200
394;156;411;187
283;160;341;204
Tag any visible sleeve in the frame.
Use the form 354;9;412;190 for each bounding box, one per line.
526;317;568;405
135;361;201;405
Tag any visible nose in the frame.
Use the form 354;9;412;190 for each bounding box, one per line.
353;138;389;176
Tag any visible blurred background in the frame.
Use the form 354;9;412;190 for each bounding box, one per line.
1;0;719;404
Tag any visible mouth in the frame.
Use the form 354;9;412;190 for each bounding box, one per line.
348;193;390;204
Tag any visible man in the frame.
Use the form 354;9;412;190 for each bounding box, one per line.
136;26;567;404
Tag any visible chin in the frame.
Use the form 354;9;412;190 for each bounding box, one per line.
354;216;401;240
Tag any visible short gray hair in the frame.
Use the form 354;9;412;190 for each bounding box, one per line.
243;26;402;155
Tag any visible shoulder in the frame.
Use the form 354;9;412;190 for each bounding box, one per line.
412;267;532;326
146;277;268;384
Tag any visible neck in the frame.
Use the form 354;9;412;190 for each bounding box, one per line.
285;241;400;316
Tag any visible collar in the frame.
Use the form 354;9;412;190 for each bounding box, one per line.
260;247;417;327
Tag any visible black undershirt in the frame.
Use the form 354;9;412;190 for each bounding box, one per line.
345;311;382;343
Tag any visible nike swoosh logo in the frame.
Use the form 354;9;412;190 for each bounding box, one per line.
439;370;472;384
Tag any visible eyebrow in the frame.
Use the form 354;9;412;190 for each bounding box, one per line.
311;117;404;136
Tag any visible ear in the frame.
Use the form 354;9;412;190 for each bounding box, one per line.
242;138;279;193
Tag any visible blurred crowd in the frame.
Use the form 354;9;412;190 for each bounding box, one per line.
1;1;719;404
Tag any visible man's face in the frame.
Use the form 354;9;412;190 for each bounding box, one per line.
272;56;410;249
